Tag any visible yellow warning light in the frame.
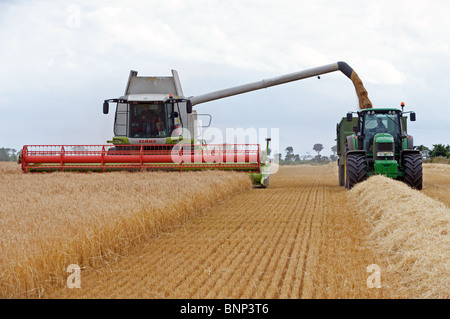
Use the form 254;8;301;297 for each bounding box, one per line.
401;102;405;107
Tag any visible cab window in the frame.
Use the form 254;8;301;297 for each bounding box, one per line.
129;103;167;138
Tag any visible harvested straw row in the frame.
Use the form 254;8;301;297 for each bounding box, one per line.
350;175;449;298
0;164;251;298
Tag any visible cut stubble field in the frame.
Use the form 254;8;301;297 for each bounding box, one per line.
0;162;448;299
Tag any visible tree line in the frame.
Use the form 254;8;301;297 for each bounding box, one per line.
272;143;337;165
417;144;450;158
0;148;18;162
273;143;450;166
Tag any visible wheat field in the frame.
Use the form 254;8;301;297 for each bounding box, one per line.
0;162;448;299
0;162;251;298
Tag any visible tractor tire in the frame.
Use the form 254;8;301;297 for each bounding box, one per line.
345;153;367;189
403;153;423;190
338;163;345;186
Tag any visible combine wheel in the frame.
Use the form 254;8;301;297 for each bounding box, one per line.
345;153;367;189
403;153;423;190
261;176;270;188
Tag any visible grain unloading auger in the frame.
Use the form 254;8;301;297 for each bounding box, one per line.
20;62;370;187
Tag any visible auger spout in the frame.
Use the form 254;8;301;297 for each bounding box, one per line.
190;61;372;110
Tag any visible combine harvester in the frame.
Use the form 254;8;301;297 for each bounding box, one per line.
20;61;370;187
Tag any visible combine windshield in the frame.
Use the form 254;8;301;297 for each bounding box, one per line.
129;102;167;138
362;111;401;152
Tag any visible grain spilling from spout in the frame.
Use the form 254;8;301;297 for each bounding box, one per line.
351;71;372;109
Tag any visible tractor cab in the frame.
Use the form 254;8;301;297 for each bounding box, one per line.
360;109;402;157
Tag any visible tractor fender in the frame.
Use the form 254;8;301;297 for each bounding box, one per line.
346;150;366;156
344;149;366;167
343;135;365;165
402;135;415;150
401;149;420;157
407;135;414;150
346;135;358;151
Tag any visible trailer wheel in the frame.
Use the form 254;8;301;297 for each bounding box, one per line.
403;153;423;190
338;163;345;186
345;153;367;189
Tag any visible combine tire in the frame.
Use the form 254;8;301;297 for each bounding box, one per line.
345;153;367;189
261;176;270;188
403;153;423;190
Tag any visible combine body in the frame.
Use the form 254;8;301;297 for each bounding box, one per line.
20;61;373;187
21;69;271;186
336;105;423;189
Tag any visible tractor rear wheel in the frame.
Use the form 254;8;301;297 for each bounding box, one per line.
403;153;423;190
345;153;367;189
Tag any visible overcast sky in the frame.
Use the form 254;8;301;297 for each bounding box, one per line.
1;0;449;157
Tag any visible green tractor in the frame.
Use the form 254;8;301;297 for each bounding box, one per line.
336;103;423;190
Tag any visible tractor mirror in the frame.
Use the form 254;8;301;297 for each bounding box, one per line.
186;100;192;114
103;101;109;114
410;112;416;121
346;112;353;122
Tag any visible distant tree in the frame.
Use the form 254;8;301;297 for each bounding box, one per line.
293;154;301;162
0;148;9;161
0;148;17;162
285;146;293;154
331;145;337;156
313;143;324;156
429;144;450;158
272;152;282;163
302;153;313;161
417;145;429;152
312;155;321;163
285;146;294;162
330;145;338;161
